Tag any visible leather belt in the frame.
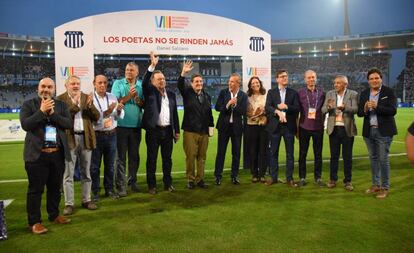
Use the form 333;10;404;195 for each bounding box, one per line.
95;129;116;135
74;131;84;135
370;125;378;128
156;125;171;129
41;147;59;153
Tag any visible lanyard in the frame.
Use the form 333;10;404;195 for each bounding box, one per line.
94;92;109;112
305;89;319;109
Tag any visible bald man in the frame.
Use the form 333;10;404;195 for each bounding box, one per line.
90;75;124;201
20;78;72;234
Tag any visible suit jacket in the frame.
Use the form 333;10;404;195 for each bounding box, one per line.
322;89;358;137
215;88;247;136
141;70;180;137
177;76;214;134
357;85;397;137
265;87;299;134
20;97;72;162
57;92;100;150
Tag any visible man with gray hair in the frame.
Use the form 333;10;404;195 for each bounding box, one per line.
111;62;144;196
322;75;358;191
57;75;100;215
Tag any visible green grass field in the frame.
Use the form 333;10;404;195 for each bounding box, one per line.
0;109;413;252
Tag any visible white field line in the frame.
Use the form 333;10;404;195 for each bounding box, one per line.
0;152;408;184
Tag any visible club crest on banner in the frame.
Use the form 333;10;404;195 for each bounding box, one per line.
249;37;265;52
64;31;84;49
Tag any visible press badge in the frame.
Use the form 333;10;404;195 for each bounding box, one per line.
308;108;316;119
45;125;57;143
103;118;113;128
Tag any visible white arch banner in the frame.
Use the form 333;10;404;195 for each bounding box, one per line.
54;10;271;94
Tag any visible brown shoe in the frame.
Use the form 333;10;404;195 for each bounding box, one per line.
376;189;389;199
365;185;380;194
31;223;48;234
63;205;74;216
82;201;98;210
265;178;276;186
344;182;354;191
327;180;336;188
251;177;259;183
286;180;298;188
54;215;71;224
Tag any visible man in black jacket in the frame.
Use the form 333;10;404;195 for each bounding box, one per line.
358;68;397;199
214;73;248;185
178;60;214;189
265;69;300;187
20;78;72;234
142;52;180;194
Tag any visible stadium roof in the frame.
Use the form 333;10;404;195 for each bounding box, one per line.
271;29;414;56
0;29;413;57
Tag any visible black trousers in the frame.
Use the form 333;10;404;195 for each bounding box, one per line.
329;126;354;183
25;151;64;226
298;127;324;180
145;126;173;189
244;124;267;178
116;127;141;192
214;124;242;179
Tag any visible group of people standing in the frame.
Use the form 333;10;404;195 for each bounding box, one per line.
20;52;398;235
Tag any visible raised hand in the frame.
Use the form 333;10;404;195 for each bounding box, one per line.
150;51;159;68
86;92;93;107
181;60;193;76
40;97;55;115
129;86;137;97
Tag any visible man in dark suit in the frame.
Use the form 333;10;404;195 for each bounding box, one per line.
265;69;300;187
358;68;397;199
322;75;358;191
20;77;72;234
142;52;180;194
214;73;248;185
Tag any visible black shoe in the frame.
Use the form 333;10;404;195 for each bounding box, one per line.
231;177;240;185
105;191;119;199
197;180;208;189
148;188;157;195
130;183;141;193
187;182;195;189
164;185;176;192
92;193;99;202
215;177;222;186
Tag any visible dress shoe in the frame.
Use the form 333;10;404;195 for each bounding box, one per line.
366;185;380;194
231;177;240;185
187;182;195;189
297;178;307;187
117;190;128;198
315;179;326;187
130;183;141;193
31;223;48;235
251;177;259;183
63;205;74;216
265;178;277;186
148;188;157;195
82;201;98;210
105;191;120;199
327;180;336;188
92;193;100;202
53;215;71;224
197;180;208;189
376;188;389;199
259;177;266;183
165;185;176;192
215;177;222;186
286;180;298;188
344;182;354;191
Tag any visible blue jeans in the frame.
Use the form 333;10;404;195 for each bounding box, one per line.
364;128;392;189
269;124;295;181
91;131;117;195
